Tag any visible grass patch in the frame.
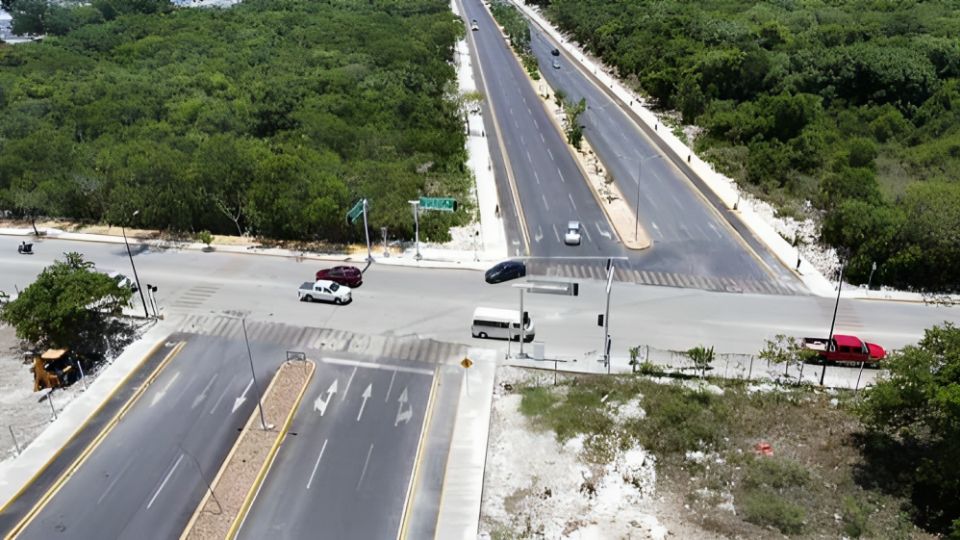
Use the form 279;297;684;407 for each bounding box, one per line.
740;490;806;535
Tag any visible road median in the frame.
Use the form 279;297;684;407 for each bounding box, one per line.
180;359;315;540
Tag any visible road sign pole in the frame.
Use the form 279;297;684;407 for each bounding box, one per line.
821;261;844;386
519;288;525;358
362;199;372;263
603;259;614;373
409;201;422;261
381;227;389;258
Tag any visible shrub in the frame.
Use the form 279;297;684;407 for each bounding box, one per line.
742;457;810;490
741;491;806;535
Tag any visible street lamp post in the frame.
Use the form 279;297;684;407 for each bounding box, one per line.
820;260;845;386
122;210;149;318
241;318;268;431
627;153;661;243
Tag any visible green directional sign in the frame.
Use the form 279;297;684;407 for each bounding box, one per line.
419;197;457;212
346;200;364;224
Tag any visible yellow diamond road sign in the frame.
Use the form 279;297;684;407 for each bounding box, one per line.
460;358;473;369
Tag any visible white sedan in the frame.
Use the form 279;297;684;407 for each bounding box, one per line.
564;221;581;245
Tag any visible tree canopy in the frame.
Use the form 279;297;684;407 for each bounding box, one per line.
0;0;471;242
530;0;960;291
857;323;960;536
0;252;132;348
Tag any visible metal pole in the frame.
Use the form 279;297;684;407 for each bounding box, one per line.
410;201;422;261
362;199;372;263
47;391;57;420
867;261;876;291
603;262;613;372
122;221;149;319
821;261;844;386
241;318;268;430
519;289;525;358
855;361;865;393
76;360;86;390
180;443;223;514
381;227;389;258
9;426;21;455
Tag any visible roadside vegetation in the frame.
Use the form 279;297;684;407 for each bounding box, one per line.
0;252;136;359
0;0;470;242
527;0;960;292
489;1;539;80
515;323;960;537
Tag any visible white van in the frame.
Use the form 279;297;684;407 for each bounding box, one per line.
471;307;535;342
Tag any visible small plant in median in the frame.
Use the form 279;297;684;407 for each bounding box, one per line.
197;230;214;251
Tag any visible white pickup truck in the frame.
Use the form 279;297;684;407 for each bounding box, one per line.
298;279;352;304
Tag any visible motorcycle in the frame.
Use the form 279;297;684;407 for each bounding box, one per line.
17;242;33;255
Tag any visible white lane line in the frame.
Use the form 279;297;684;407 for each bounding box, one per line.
584;226;594;243
147;454;183;509
322;357;433;376
342;366;357;401
540;132;545;143
552;223;561;242
541;194;550;211
526;150;532;164
534;170;541;184
385;368;397;402
526;105;532;115
568;193;578;211
209;385;230;414
513;119;519;130
558;168;566;183
707;222;723;239
306;439;329;490
520;134;525;145
356;443;374;490
547;148;554;160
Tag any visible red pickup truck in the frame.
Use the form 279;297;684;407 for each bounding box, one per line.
802;334;886;366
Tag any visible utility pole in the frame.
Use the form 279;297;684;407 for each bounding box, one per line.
361;199;372;263
518;288;526;358
122;210;149;318
603;259;614;373
821;261;844;386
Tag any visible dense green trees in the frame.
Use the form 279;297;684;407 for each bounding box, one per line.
531;0;960;291
857;323;960;535
0;0;470;242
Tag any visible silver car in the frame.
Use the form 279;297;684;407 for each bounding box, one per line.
564;221;581;245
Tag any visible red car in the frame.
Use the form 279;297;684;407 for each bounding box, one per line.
315;265;362;287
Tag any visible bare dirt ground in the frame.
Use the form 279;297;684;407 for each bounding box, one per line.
0;320;149;463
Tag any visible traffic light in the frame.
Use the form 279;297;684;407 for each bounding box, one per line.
523;311;530;325
597;314;604;327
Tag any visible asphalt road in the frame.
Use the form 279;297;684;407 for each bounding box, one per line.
237;358;437;540
13;334;277;540
1;235;956;361
463;0;624;259
528;27;787;283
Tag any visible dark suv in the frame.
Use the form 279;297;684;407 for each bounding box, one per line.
551;48;560;56
315;265;363;287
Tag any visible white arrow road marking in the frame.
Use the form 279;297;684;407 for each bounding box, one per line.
357;384;372;422
150;372;181;407
147;454;183;509
313;379;339;416
306;439;329;490
191;376;217;410
356;444;374;490
596;223;612;240
232;379;254;414
395;387;413;426
535;225;543;243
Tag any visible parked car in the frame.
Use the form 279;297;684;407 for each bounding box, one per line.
564;221;581;245
298;280;352;305
315;265;362;287
485;260;526;284
551;47;560;56
802;334;885;366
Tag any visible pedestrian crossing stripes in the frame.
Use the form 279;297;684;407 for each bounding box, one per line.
525;261;807;296
174;315;467;366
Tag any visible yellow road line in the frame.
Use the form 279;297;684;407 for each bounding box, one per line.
397;367;442;540
6;341;186;540
225;360;316;540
